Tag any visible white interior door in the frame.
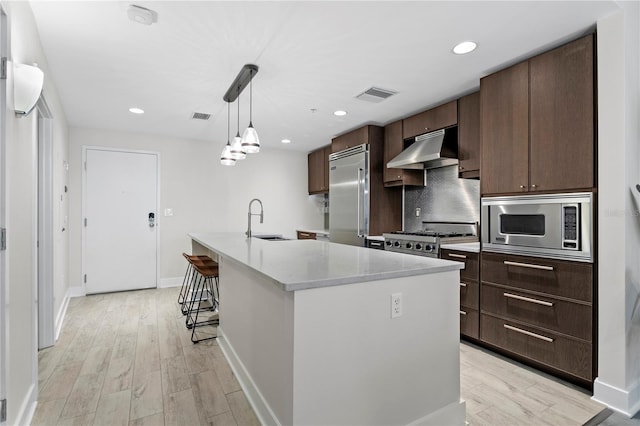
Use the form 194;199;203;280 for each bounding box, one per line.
84;148;158;294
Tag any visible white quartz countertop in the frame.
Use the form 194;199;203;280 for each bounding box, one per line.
440;242;480;253
190;232;463;292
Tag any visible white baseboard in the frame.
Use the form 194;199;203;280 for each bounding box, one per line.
159;277;182;288
217;328;280;426
54;289;72;341
13;383;36;426
66;285;86;298
593;377;640;417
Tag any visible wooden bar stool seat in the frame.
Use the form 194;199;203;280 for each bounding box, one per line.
184;257;220;343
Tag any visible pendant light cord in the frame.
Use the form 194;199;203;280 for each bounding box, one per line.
227;101;230;143
249;70;253;125
237;86;241;137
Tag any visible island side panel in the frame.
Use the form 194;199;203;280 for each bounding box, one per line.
217;256;295;426
291;271;465;426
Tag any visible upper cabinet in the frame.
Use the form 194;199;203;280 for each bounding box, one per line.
457;91;481;179
331;126;369;153
383;120;423;187
308;145;330;195
529;35;594;192
402;100;457;140
481;34;595;196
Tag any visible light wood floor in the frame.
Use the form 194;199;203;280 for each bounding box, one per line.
32;287;604;426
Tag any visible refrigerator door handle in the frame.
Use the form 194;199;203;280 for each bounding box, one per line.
357;168;364;237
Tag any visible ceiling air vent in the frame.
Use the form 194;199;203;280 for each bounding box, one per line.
355;87;397;103
191;112;211;120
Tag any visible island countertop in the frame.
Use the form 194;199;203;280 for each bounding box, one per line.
189;232;463;292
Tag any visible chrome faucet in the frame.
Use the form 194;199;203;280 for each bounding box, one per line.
246;198;264;238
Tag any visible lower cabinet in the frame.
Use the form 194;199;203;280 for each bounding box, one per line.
297;230;317;240
480;251;594;384
441;248;479;340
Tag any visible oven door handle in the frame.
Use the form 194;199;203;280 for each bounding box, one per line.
503;260;554;271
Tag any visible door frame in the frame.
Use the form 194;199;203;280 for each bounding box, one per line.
0;6;7;426
36;97;54;349
81;146;161;294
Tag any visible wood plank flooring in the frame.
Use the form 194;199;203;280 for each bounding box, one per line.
33;287;604;425
33;288;258;426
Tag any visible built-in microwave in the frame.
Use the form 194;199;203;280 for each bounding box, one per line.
481;192;593;263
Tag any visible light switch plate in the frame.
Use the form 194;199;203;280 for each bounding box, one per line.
164;208;173;217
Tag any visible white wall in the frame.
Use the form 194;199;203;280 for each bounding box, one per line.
68;127;324;289
594;2;640;417
1;1;70;424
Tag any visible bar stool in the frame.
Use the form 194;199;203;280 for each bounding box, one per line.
178;253;218;316
184;260;220;343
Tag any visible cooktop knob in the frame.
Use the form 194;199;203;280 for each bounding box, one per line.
393;241;400;248
385;240;392;246
406;242;413;249
425;244;434;252
415;243;423;250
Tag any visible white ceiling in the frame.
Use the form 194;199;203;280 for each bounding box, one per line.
29;1;619;153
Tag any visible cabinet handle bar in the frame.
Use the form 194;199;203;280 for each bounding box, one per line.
503;292;553;307
504;324;554;342
448;253;467;259
459;310;467;316
460;282;467;287
503;260;554;271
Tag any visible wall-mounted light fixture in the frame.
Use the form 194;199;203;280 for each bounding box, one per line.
220;64;259;166
14;63;44;116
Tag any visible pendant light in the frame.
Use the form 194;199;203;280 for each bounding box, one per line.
220;102;236;166
241;69;260;153
230;92;246;160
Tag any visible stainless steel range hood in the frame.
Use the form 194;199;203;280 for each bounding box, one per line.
387;128;458;170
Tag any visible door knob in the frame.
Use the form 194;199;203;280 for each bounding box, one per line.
148;212;155;228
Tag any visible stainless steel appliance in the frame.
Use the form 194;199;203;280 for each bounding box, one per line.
329;144;370;246
481;192;593;262
383;222;478;258
386;127;458;170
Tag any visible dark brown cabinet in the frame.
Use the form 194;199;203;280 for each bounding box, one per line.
383;120;423;187
332;125;402;235
480;251;594;383
457;92;480;179
402;100;457;140
480;34;595;196
480;62;529;195
308;145;330;195
441;248;479;340
331;126;369;153
529;35;594;192
297;230;317;240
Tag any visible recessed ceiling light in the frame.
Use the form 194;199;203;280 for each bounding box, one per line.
452;41;477;55
333;110;347;116
281;139;291;144
129;107;144;114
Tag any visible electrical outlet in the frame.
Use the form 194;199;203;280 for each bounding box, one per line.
391;293;402;318
415;207;421;217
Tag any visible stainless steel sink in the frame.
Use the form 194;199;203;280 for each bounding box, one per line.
253;235;290;241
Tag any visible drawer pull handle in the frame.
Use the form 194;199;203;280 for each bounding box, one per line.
460;282;467;287
449;253;467;259
503;260;554;271
503;292;553;307
504;324;554;342
459;310;467;316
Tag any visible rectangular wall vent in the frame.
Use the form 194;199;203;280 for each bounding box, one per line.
355;87;397;103
191;112;211;120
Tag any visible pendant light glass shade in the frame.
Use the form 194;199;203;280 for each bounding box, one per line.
241;74;260;153
230;94;246;160
220;102;236;166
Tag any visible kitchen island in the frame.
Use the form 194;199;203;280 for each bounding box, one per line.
190;233;466;426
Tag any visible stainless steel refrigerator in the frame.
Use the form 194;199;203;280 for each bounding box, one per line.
329;144;370;246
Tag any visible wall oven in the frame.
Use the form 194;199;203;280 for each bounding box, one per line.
481;192;593;262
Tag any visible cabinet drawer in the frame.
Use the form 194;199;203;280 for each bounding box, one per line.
441;249;478;281
460;280;479;310
480;314;592;381
297;231;317;240
481;284;591;341
460;308;479;339
481;252;592;302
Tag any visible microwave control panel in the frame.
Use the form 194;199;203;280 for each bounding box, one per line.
562;204;579;250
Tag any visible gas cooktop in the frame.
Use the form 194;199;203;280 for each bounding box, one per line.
383;222;478;258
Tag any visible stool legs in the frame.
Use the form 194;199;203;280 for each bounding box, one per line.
181;255;219;343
